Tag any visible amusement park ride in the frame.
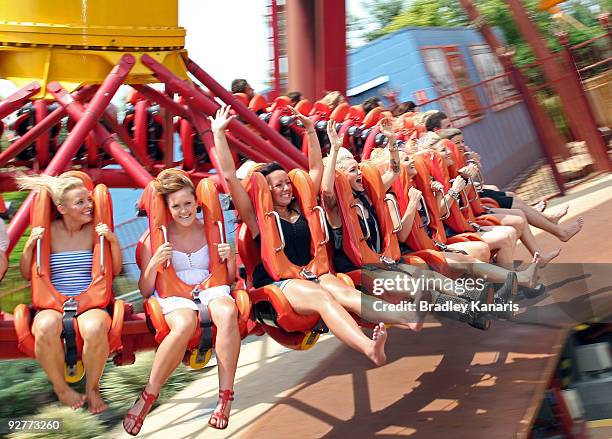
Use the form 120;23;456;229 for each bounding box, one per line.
0;1;610;436
0;0;366;372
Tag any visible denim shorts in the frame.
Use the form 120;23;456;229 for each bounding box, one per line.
271;279;293;291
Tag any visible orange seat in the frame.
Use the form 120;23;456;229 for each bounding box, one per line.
238;169;331;350
136;174;251;368
13;171;124;382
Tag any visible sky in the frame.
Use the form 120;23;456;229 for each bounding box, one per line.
0;0;368;99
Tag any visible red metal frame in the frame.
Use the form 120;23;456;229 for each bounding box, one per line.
270;0;281;99
141;54;304;171
184;56;308;169
0;82;41;120
5;55;135;253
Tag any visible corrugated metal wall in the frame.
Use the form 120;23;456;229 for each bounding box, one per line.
348;27;542;187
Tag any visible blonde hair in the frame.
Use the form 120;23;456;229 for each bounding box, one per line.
323;147;355;171
413;109;438;126
153;168;195;198
367;148;408;173
17;174;85;206
321;91;345;110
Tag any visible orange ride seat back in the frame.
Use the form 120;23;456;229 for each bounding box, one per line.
249;94;268;114
425;150;476;235
245;169;330;280
29;171;113;315
333;163;400;267
145;177;229;299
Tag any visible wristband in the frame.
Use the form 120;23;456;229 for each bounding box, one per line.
447;189;461;200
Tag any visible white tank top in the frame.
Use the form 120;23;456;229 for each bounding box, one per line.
171;245;210;286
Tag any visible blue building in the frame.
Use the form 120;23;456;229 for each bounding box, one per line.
347;27;542;186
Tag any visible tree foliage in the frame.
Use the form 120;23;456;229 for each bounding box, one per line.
356;0;609;66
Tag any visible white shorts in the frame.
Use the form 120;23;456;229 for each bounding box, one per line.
153;285;233;315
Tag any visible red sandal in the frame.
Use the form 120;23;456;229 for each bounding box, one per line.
123;389;158;436
208;389;234;430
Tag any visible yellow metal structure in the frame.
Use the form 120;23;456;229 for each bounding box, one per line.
0;0;188;98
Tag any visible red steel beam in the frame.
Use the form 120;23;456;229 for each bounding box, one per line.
457;0;569;193
5;55;135;254
270;0;281;99
50;85;154;189
0;82;41;120
505;0;610;171
101;109;152;167
183;56;308;169
0;168;220;192
141;54;304;170
132;84;189;118
0;86;98;168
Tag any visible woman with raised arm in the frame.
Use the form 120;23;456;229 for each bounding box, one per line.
18;174;122;414
212;104;393;364
123;169;240;435
322;121;512;327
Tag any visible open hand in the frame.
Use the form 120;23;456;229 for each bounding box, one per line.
209;104;236;133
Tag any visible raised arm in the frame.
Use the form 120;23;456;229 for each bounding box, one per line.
379;118;400;191
397;186;422;242
288;106;323;193
210;105;260;238
321;120;343;227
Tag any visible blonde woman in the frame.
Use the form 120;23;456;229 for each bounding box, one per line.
18;173;122;413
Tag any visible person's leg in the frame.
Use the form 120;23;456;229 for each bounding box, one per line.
446;240;490;262
208;297;240;429
282;279;387;366
124;308;197;434
32;309;86;409
490;208;560;266
478;225;517;266
444;252;539;288
511;197;583;241
319;273;429;331
77;308;111;414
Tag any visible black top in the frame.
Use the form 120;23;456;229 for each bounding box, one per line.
252;210;312;288
330;192;383;273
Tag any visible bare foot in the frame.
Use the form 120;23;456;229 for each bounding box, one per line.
559;217;584;242
538;248;561;268
533;200;547;212
407;290;431;332
55;386;86;410
368;323;388;366
86;387;108;414
544;204;568;224
517;252;541;288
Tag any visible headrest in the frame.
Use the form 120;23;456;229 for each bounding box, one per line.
249;94;268;113
310;101;331;117
294;99;313;115
233;93;250;107
362;107;382;128
61;170;94;191
330;102;350;122
346;105;365;122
